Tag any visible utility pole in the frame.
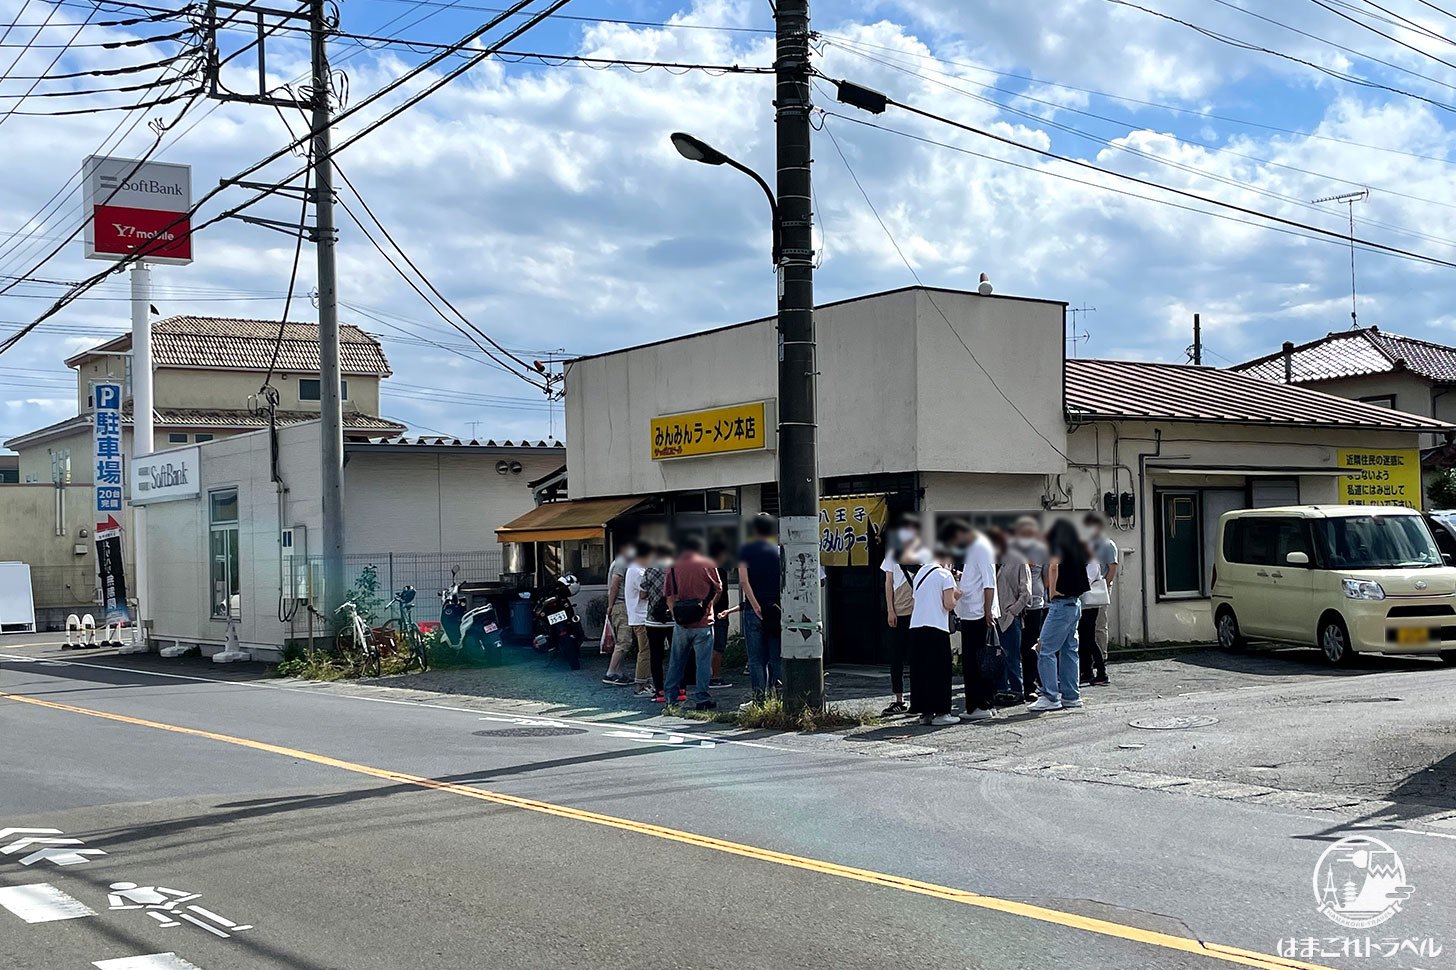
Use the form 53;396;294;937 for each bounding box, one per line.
310;0;345;614
775;0;822;714
1190;312;1202;366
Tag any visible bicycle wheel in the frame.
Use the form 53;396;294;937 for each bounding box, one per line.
335;626;364;670
361;636;381;678
404;623;428;671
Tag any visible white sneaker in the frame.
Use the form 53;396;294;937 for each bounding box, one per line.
930;713;959;726
961;708;994;721
1027;696;1063;712
1061;698;1084;709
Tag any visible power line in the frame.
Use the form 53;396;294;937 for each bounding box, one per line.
1304;0;1456;72
819;75;1456;270
342;0;770;34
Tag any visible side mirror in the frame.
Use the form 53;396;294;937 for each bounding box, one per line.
1286;551;1310;566
1444;553;1453;566
451;565;459;579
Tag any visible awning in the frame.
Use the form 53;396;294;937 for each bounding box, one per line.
495;496;647;543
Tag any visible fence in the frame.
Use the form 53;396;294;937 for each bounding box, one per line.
286;550;506;634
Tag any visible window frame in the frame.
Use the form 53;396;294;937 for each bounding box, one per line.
1155;490;1205;600
208;487;241;621
167;432;188;444
298;378;347;402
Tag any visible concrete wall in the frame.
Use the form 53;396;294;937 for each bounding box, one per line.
152;368;381;415
0;482;96;627
1298;372;1441;448
565;289;1067;499
343;448;562;555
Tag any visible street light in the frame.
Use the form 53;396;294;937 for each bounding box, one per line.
669;132;781;265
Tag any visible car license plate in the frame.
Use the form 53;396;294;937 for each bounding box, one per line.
547;611;568;626
1396;627;1431;645
483;623;498;634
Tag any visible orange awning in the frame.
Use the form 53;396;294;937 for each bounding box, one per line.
495;496;646;544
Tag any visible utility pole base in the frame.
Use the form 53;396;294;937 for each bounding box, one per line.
781;657;824;715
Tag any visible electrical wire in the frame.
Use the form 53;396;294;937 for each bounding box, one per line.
820;74;1456;270
817;115;1072;462
337;0;770;34
0;27;197;48
1304;0;1456;72
261;155;312;388
1103;0;1456;114
2;46;198;79
0;0;574;357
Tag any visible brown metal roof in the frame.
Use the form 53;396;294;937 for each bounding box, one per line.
496;496;646;543
65;316;392;376
1066;359;1453;431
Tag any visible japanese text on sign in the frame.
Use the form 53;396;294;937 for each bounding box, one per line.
650;401;771;460
1337;448;1422;509
819;495;889;567
93;382;131;625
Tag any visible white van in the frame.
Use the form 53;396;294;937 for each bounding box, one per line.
1211;506;1456;665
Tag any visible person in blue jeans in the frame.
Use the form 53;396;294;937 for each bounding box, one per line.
737;514;782;700
1029;518;1091;712
663;535;722;710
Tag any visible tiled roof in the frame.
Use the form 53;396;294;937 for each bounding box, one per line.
5;408;403;449
65;316;391;376
1066;358;1453;431
372;436;565;449
1234;327;1456;384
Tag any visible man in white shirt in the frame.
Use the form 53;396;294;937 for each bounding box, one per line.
948;521;1000;721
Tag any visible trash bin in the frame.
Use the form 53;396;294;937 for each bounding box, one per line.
511;599;533;638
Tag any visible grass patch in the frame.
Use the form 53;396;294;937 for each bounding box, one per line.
665;695;881;732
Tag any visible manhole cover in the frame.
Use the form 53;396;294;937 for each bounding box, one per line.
473;727;588;738
1128;715;1219;730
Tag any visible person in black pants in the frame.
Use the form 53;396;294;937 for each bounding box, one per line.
1021;607;1045;699
880;526;924;716
1079;606;1106;684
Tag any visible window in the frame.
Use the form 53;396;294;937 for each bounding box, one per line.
1359;394;1397;410
209;488;240;620
1158;492;1203;597
168;433;188;444
194;433;214;443
1312;515;1441;569
298;379;347;401
1225;517;1311;566
561;538;608;585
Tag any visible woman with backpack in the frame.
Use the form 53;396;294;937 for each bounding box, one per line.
641;543;676;703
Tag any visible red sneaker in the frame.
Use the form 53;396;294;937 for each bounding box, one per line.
651;692;666;703
677;690;687;702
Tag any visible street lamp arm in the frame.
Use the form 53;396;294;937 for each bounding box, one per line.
723;156;782;265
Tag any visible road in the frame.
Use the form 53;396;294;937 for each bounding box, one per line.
1;641;1453;970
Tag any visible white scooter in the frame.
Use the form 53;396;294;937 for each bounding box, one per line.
438;567;504;664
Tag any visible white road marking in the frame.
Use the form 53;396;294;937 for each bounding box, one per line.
0;827;62;841
0;882;96;923
18;846;106;866
94;954;205;970
0;651;780;751
604;729;717;748
478;715;573;728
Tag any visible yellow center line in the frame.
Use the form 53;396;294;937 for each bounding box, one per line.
2;690;1334;970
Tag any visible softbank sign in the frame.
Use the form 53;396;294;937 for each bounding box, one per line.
82;154;193;265
129;446;201;504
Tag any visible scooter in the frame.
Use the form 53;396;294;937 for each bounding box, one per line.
438;566;504;663
529;573;585;670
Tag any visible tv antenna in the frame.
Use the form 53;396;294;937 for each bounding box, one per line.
1310;188;1369;329
1068;304;1096;357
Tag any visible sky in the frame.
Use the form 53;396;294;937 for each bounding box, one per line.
5;0;1456;446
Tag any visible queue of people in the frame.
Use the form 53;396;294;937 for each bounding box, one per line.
881;511;1119;725
598;514;784;711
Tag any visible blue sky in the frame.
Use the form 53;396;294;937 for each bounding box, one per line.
5;0;1456;445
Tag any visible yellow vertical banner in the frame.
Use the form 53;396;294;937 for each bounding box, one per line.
1337;448;1422;509
819;495;889;567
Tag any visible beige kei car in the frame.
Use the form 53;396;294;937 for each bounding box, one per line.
1211;505;1456;665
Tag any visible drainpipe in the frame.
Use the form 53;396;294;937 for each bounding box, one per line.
1137;429;1163;646
1282;341;1295;383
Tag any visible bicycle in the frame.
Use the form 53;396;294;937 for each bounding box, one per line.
380;585;429;672
335;598;381;678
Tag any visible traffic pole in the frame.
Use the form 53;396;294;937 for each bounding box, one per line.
311;0;345;615
774;0;823;714
127;261;151;653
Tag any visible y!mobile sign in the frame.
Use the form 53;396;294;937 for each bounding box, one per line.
82;154;193;265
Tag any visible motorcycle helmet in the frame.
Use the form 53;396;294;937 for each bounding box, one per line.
558;574;580;597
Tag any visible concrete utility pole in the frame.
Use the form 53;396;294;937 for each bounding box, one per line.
774;0;823;714
311;0;345;614
129;262;151;652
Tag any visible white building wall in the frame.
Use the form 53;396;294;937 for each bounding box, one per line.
565;288;1066;499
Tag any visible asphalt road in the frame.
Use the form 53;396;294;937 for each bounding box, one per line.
2;643;1454;970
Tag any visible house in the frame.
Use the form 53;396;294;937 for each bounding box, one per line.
514;286;1449;653
1232;326;1456;455
2;315;404;629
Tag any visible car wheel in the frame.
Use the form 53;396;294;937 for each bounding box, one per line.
1215;608;1245;651
1319;616;1356;666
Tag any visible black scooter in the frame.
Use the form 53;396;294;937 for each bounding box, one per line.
528;573;585;669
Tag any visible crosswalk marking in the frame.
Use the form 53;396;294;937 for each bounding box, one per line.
0;882;96;923
94;954;205;970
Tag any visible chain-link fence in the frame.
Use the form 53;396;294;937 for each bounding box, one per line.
286;550;507;635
